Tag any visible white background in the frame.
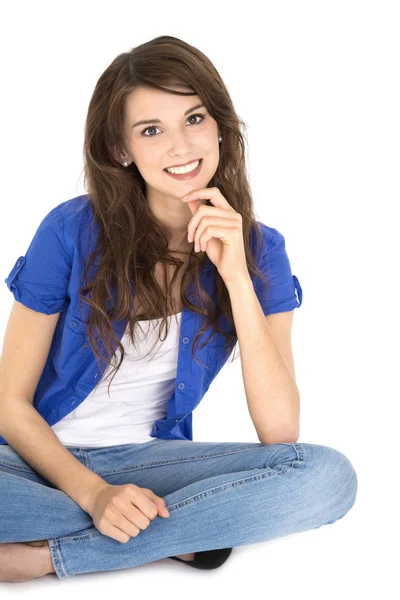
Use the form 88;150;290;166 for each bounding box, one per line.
0;0;398;597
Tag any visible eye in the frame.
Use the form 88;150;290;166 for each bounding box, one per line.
187;113;205;125
140;113;206;137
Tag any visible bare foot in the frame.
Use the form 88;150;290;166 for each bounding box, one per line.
174;553;195;561
24;541;48;547
0;542;53;583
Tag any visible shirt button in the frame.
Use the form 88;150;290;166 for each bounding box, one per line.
16;260;21;267
94;373;98;379
183;337;189;344
178;383;185;390
174;419;180;422
70;321;78;328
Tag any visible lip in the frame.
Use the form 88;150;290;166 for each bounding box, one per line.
163;158;203;181
164;158;202;170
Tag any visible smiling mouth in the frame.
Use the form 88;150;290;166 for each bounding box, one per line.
163;158;203;171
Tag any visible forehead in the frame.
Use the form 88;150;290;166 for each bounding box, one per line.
125;86;202;118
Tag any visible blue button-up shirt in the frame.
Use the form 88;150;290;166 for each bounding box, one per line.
1;194;303;445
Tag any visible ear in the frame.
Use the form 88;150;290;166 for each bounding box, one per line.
111;145;125;165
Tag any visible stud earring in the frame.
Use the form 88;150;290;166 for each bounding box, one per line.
218;135;222;143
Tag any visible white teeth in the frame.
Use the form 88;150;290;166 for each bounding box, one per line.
166;159;200;174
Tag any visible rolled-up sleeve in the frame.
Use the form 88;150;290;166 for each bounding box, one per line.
4;206;71;314
254;225;303;316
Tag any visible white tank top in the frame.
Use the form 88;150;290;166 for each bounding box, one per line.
51;312;183;447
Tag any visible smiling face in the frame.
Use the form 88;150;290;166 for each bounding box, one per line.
121;86;220;203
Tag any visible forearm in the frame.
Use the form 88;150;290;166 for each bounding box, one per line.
0;399;107;512
226;276;300;444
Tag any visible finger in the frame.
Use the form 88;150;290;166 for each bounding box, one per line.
148;490;170;517
114;509;144;537
161;505;170;517
112;497;151;532
140;488;170;518
181;187;231;209
128;486;159;520
104;520;135;544
194;218;239;249
99;510;140;543
188;207;232;242
120;504;151;536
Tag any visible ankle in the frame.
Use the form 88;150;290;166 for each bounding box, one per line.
39;544;55;574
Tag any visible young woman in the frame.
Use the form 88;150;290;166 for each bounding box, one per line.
0;35;358;582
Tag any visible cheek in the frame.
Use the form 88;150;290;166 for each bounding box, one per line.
203;149;220;174
135;150;162;177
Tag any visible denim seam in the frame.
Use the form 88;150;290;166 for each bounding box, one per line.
77;449;92;470
94;444;284;476
167;464;305;513
48;539;69;579
289;442;306;464
0;461;36;474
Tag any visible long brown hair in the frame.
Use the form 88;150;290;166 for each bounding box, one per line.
79;35;269;396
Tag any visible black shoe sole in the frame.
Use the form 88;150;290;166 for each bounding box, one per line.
168;547;233;569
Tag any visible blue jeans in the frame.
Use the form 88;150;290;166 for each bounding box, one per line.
0;439;358;579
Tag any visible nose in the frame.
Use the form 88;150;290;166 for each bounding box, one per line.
167;130;194;156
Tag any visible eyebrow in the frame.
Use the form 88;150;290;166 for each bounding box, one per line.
131;103;205;129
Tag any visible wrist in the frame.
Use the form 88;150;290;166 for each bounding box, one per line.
79;477;109;514
224;272;253;292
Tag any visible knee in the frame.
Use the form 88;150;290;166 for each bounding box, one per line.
301;443;358;517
